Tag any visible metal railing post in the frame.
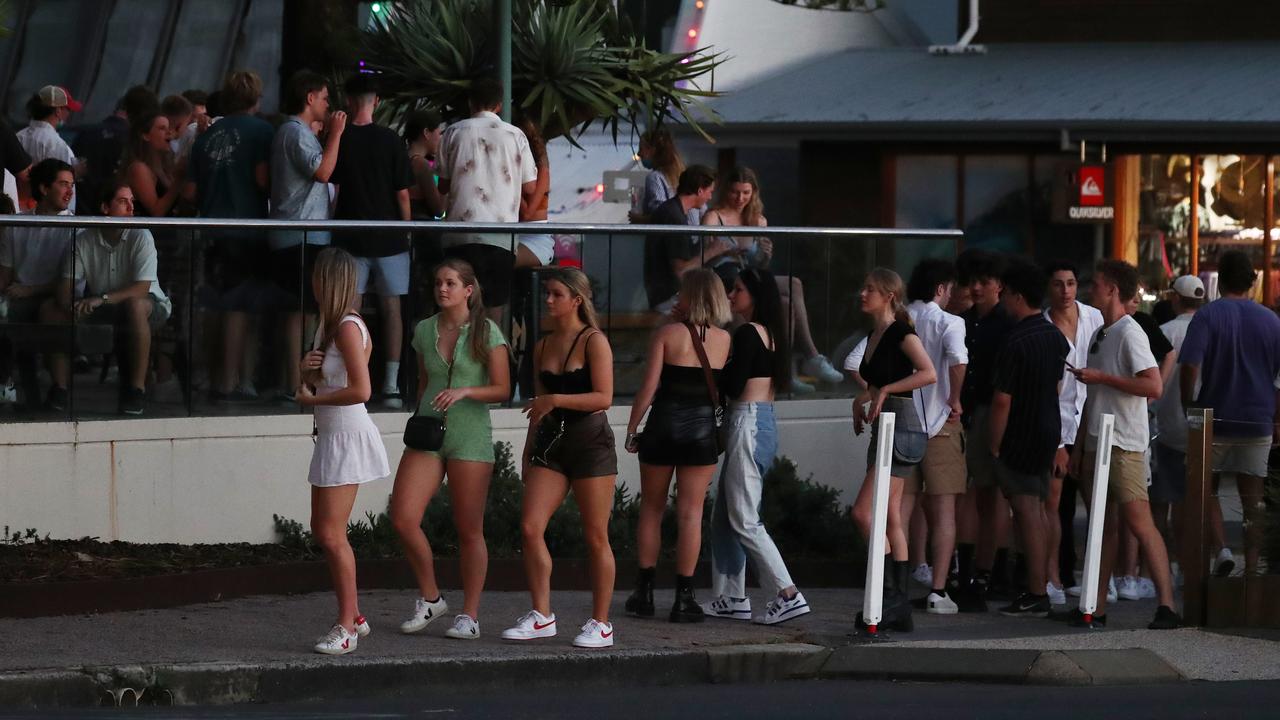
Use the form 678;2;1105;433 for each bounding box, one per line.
1182;407;1213;626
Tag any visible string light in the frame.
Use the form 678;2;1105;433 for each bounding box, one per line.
687;28;698;39
696;0;704;8
371;2;383;13
595;183;605;194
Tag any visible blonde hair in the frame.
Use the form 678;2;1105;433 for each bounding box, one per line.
641;128;684;191
222;70;263;114
866;267;911;325
681;268;731;328
313;247;359;351
548;267;599;329
714;166;764;228
435;258;492;367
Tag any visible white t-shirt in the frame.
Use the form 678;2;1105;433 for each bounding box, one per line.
64;227;171;316
1083;314;1158;452
909;300;967;436
844;336;866;374
1154;312;1196;451
1045;301;1105;447
0;209;74;286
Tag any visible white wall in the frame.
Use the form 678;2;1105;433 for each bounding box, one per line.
0;400;868;544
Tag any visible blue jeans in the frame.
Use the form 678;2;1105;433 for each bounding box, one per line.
710;402;794;598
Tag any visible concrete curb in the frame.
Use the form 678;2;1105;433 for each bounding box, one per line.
0;643;1185;708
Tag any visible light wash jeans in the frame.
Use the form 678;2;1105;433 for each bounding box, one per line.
710;402;795;598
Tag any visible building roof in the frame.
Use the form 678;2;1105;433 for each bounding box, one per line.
702;42;1280;143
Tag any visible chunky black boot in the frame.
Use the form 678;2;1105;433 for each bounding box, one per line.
625;567;655;618
669;575;705;623
880;560;914;632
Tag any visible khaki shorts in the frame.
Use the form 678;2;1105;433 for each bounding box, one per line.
1079;446;1148;504
909;419;967;495
966;405;998;488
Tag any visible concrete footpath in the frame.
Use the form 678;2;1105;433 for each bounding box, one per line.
3;588;1279;707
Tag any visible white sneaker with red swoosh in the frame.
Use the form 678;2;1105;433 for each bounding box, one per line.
572;619;614;648
313;624;358;655
500;610;557;640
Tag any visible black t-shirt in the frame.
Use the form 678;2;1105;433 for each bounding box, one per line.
332;123;412;257
721;322;774;399
1132;311;1174;363
72;116;128;216
993;314;1070;474
0;119;30;178
859;320;918;397
643;196;699;308
961;302;1017;417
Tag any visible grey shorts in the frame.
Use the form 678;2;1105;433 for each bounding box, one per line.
966;405;998;488
1212;436;1271;478
995;459;1050;501
355;252;411;296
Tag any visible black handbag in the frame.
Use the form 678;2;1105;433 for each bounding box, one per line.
529;327;594;465
404;330;457;452
686;322;729;454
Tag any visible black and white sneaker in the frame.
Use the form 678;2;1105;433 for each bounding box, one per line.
700;595;751;621
399;595;448;634
753;591;811;625
999;592;1051;618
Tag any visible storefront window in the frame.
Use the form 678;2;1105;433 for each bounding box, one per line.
963;155;1028;255
894;155;959;271
1199;154;1269;301
1137;154;1193;291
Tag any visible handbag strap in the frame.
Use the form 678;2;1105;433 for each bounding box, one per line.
684;322;721;409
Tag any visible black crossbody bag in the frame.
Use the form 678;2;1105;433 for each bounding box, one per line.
404;332;458;452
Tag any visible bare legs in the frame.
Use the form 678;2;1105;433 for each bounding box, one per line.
312;483;362;632
637;462;716;575
776;275;820;359
1045;476;1065;590
925;494;959;590
520;469;616;622
852;469;908;561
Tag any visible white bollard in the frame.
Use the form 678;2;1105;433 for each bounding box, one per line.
861;411;896;633
1078;413;1115;623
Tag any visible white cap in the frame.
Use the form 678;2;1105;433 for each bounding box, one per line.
1172;275;1205;299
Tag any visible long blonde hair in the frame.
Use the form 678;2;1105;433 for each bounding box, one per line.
714;166;764;228
548;267;599;329
314;247;359;351
681;268;731;328
436;258;492;367
866;267;911;326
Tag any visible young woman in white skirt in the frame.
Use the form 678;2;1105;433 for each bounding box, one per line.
297;247;390;655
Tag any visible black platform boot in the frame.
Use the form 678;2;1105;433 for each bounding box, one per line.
670;574;705;623
625;567;655;618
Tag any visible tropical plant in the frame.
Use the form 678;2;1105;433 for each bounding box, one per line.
360;0;724;143
771;0;884;10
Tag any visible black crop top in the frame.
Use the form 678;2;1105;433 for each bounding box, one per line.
859;320;917;398
538;327;597;420
721;323;773;399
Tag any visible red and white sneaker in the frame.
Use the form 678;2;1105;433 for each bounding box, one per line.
354;615;371;637
314;624;357;655
572;618;614;648
500;610;557;640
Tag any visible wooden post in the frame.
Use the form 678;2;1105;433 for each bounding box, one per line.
1182;407;1213;626
1111;156;1140;264
1190;155;1201;276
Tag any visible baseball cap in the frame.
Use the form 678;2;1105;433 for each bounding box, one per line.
1172;275;1205;299
37;85;82;112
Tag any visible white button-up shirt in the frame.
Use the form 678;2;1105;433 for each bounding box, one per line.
908;300;968;437
438;111;537;248
1044;300;1105;447
17;120;76;212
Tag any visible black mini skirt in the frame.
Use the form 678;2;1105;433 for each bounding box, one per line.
638;399;719;467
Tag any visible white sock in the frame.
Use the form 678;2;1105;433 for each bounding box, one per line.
384;361;400;393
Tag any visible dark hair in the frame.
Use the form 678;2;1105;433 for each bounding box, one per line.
29;158;73;202
1001;257;1047;308
284;70;329;115
1218;250;1257;295
737;267;791;392
676;164;716;195
99;179;132;210
1095;259;1140;303
1044;259;1079;280
25;94;55;121
906;258;956;303
640;127;684;189
515;114;547;167
221;70;263;114
469;77;504;110
204;91;224;117
403;108;443;143
181;89;209;108
966;250;1007;283
124;111;175;184
120;85;160;119
160;94;192;119
0;195;14;215
343;73;379;104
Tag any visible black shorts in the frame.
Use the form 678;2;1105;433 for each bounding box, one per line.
530;412;618;480
996;458;1051;501
444;243;515;308
638;399;720;467
270;244;321;311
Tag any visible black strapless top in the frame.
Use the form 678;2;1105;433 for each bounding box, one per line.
655;364;721;405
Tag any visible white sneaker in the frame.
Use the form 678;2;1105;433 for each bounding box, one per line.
314;624;357;655
753;591;811;625
1138;576;1157;599
1046;582;1067;606
572;619;615;648
445;613;480;640
1171;561;1184;589
399;596;448;634
354;614;370;637
926;591;958;615
0;382;16;405
381;392;404;409
701;595;751;620
500;610;557;640
911;563;933;585
1118;575;1142;601
790;376;815;394
802;355;844;384
1214;548;1236;577
1108;577;1118;603
1066;584;1082;598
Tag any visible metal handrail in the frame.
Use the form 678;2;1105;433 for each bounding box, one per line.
0;214;964;240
